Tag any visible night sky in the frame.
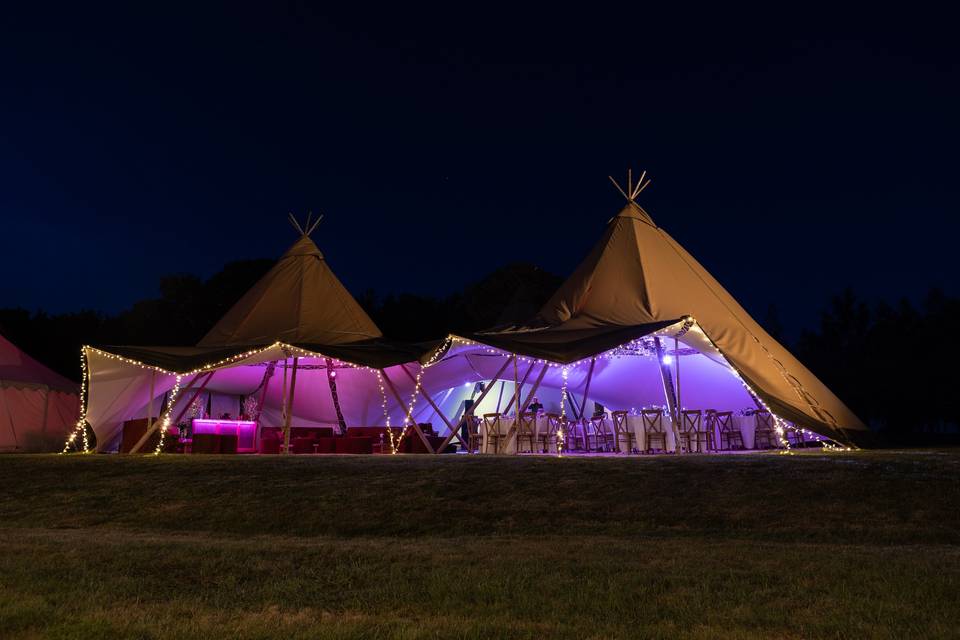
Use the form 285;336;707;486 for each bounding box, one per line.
3;5;958;336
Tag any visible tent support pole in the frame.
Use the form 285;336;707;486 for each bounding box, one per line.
518;363;549;415
130;370;213;454
513;356;520;416
464;356;513;419
501;360;536;416
325;357;347;435
399;364;464;452
654;337;683;453
675;337;681;418
253;364;275;452
282;357;299;454
437;355;514;453
494;381;506;414
380;369;435;454
579;358;597;420
127;371;157;454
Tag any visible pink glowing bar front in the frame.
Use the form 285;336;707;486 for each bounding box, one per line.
191;419;258;453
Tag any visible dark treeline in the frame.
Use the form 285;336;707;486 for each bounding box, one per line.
1;263;957;438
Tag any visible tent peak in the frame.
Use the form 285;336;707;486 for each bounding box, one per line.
288;211;324;237
608;169;651;204
608;169;656;226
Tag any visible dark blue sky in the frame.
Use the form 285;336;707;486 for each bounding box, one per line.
2;5;957;336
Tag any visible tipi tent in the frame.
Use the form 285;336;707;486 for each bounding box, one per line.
1;332;80;452
418;175;865;447
198;217;382;348
75;217;421;453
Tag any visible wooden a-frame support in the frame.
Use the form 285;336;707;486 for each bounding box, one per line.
399;364;464;451
380;369;435;454
130;369;216;454
433;355;515;453
501;360;536;416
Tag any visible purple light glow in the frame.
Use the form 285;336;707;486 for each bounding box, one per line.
192;419;258;452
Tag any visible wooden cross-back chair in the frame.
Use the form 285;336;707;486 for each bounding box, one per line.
753;411;775;449
564;418;585;452
464;414;483;454
540;413;563;453
641;408;667;453
482;413;505;454
678;409;712;453
611;410;636;453
715;411;743;450
516;412;537;454
693;409;716;453
587;414;615;452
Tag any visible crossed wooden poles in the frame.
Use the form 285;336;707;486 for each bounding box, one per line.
128;340;689;455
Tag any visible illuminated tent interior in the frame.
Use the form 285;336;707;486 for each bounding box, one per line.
416;173;866;450
1;332;80;452
75;216;432;454
71;177;866;454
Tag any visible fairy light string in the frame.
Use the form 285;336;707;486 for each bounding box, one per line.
66;326;847;455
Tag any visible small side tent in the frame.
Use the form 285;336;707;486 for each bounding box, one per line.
1;332;80;451
418;173;866;449
72;215;424;453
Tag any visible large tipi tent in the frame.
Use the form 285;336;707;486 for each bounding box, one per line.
75;217;421;453
418;175;865;446
1;332;80;452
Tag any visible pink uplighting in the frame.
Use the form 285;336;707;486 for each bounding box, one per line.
192;419;258;452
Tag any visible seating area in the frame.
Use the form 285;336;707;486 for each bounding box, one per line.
219;424;451;455
471;407;797;455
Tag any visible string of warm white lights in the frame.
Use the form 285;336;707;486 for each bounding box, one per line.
557;366;569;456
64;323;846;455
62;348;91;453
374;370;394;452
386;337;452;454
447;319;845;454
61;341;370;454
153;375;183;454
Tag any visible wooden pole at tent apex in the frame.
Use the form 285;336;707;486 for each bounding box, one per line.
282;357;299;454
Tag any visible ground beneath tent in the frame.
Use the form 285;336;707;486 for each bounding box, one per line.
1;451;958;639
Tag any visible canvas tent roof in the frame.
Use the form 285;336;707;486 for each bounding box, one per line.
198;233;382;348
93;339;421;373
453;198;865;444
1;332;80;452
1;333;78;393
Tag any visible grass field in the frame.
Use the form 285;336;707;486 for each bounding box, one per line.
1;451;959;639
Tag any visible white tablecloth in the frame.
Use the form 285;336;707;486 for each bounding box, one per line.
480;413;782;454
481;416;559;454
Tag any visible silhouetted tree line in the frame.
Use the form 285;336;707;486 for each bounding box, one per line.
2;262;957;439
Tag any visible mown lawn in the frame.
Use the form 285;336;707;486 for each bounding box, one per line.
1;451;958;639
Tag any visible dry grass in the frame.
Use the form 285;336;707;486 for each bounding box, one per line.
0;450;958;639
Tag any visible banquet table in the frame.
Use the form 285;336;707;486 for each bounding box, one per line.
616;415;678;453
479;412;782;454
481;416;559;454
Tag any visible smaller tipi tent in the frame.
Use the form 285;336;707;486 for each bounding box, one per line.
198;214;382;348
78;215;418;452
1;333;80;452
